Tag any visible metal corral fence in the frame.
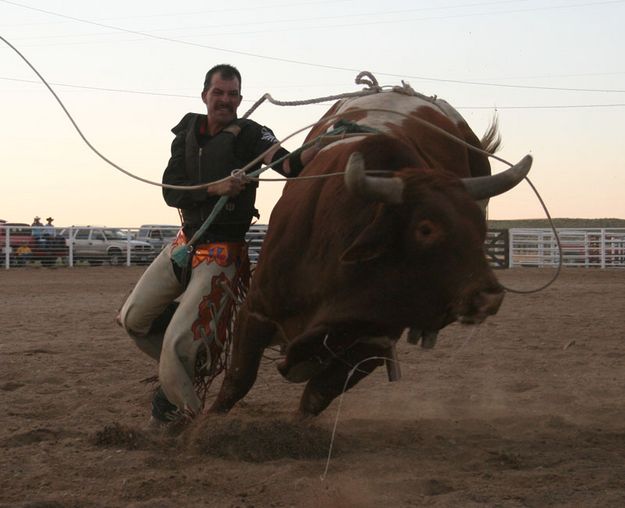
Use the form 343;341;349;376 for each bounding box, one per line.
508;228;625;268
2;224;624;269
485;229;509;269
1;224;269;269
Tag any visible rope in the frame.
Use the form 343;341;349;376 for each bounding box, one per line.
320;354;390;481
0;34;391;194
505;178;562;294
2;33;559;290
0;33;510;188
171;118;382;267
0;35;232;192
1;34;362;193
320;323;483;480
241;70;382;118
246;105;562;294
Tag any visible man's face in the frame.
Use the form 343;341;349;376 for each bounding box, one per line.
202;74;242;127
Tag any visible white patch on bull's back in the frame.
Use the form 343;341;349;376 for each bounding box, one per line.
332;92;465;133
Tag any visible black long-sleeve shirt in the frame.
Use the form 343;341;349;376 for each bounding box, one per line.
162;113;292;241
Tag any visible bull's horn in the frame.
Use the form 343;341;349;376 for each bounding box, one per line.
344;151;404;204
461;154;533;200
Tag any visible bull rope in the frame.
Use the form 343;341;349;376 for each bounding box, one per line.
2;34;561;292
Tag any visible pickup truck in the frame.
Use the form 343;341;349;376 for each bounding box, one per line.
0;223;69;267
61;227;156;266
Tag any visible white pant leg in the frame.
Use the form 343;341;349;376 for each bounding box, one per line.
119;246;184;360
158;257;238;415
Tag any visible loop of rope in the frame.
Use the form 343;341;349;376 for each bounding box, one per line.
354;70;380;90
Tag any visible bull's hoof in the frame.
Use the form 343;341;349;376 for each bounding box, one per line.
407;328;422;344
421;330;438;349
406;328;438;349
291;410;316;423
277;359;324;383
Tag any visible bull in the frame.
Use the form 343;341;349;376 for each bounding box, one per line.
210;90;531;417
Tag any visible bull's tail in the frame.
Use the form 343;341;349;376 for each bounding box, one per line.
480;115;502;154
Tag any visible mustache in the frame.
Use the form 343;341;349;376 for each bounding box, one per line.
216;103;234;112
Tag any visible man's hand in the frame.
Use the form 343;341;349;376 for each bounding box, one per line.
208;172;248;197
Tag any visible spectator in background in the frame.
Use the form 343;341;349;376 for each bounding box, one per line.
44;217;55;236
31;216;44;240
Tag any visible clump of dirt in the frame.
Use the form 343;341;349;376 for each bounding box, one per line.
2;428;60;448
2;502;68;508
186;417;338;462
90;422;158;450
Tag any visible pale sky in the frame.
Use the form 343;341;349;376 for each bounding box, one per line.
1;0;624;227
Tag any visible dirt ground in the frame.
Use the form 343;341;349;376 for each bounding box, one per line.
1;266;624;507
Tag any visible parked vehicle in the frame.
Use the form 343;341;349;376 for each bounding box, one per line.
60;227;156;266
0;223;68;266
135;224;179;251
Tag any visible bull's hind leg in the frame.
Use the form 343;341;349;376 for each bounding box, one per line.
210;306;277;413
298;343;390;417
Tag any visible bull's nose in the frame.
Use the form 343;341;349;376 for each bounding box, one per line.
458;287;505;324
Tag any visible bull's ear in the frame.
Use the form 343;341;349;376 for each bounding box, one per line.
340;207;395;264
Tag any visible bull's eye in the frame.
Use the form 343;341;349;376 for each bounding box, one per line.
419;222;433;237
414;219;442;246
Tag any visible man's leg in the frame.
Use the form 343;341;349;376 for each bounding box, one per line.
158;258;239;416
118;247;183;360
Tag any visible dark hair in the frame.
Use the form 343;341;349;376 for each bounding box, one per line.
202;64;242;94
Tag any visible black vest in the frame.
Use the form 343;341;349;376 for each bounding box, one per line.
181;118;259;239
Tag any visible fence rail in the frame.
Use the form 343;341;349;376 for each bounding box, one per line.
485;229;509;269
509;228;625;268
2;225;625;269
0;224;269;269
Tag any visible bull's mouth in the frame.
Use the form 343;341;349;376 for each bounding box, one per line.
454;288;505;325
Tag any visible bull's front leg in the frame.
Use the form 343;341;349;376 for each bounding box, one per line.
298;342;390;417
210;306;277;413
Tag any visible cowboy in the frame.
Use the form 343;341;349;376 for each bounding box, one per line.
118;64;318;426
31;216;44;239
43;217;55;236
